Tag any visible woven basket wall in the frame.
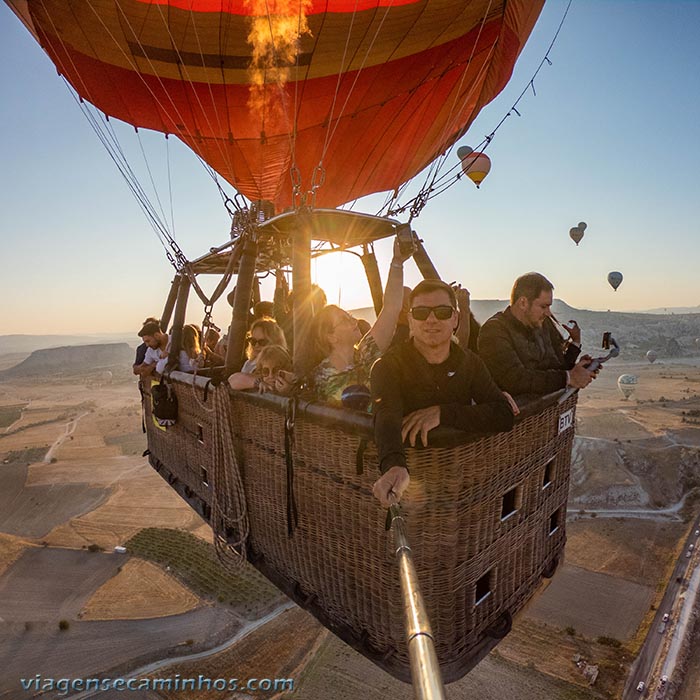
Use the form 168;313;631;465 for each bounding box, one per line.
144;379;576;683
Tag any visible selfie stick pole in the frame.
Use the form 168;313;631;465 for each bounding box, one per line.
388;502;446;700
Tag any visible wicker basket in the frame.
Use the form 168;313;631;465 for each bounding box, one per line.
144;373;576;683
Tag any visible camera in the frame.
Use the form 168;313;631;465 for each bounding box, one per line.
396;224;417;258
584;332;620;370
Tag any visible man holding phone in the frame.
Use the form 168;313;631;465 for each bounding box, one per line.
477;272;597;399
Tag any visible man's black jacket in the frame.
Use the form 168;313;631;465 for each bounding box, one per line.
477;307;580;397
370;340;514;473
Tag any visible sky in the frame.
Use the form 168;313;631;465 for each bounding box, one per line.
1;0;699;335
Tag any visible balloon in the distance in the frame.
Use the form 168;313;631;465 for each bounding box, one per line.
617;374;638;400
456;146;474;160
459;150;491;188
569;226;584;245
578;221;587;231
607;271;623;291
646;350;657;364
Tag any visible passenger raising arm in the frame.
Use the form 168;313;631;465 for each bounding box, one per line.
309;236;414;406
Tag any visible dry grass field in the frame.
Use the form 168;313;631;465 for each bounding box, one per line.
41;471;205;550
565;519;685;585
0;532;28;578
495;618;630;698
0;376;206;551
0;461;109;538
81;558;201;621
525;564;654;640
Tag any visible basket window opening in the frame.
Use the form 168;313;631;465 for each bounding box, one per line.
475;569;493;606
501;486;521;521
542;458;555;489
549;508;562;536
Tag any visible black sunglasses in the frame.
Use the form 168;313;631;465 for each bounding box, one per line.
410;305;455;321
259;365;283;377
247;337;269;347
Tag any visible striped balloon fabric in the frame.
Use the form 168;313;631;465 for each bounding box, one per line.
8;0;543;209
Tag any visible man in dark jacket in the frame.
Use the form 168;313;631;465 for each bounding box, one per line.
371;280;517;507
478;272;596;399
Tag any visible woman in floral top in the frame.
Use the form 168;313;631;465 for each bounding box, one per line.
310;237;412;406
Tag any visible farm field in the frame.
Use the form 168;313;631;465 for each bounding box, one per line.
565;519;685;585
0;548;122;622
524;565;654;640
0;532;28;578
82;558;201;620
126;528;285;619
0;461;108;538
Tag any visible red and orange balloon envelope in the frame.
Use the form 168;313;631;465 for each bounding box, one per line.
7;0;543;210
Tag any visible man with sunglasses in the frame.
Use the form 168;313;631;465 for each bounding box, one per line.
371;280;516;507
477;272;596;399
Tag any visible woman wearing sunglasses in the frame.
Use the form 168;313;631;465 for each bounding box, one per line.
309;237;414;406
227;318;287;390
254;345;295;395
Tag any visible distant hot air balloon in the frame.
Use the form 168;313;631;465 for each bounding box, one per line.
456;146;474;160
607;271;623;291
617;374;638;400
646;350;657;363
578;222;587;231
569;226;584;246
458;149;491;188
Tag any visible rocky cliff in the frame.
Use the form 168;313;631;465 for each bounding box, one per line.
0;343;133;379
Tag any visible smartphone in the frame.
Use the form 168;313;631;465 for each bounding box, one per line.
396;224;416;258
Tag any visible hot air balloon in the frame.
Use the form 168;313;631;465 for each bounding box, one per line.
618;374;638;400
608;271;624;291
456;146;474;160
6;1;564;691
458;149;492;188
646;350;657;363
5;1;543;210
569;226;584;245
578;221;587;231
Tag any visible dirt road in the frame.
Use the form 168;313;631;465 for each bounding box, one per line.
43;411;90;463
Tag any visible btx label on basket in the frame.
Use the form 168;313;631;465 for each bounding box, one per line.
558;409;574;434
